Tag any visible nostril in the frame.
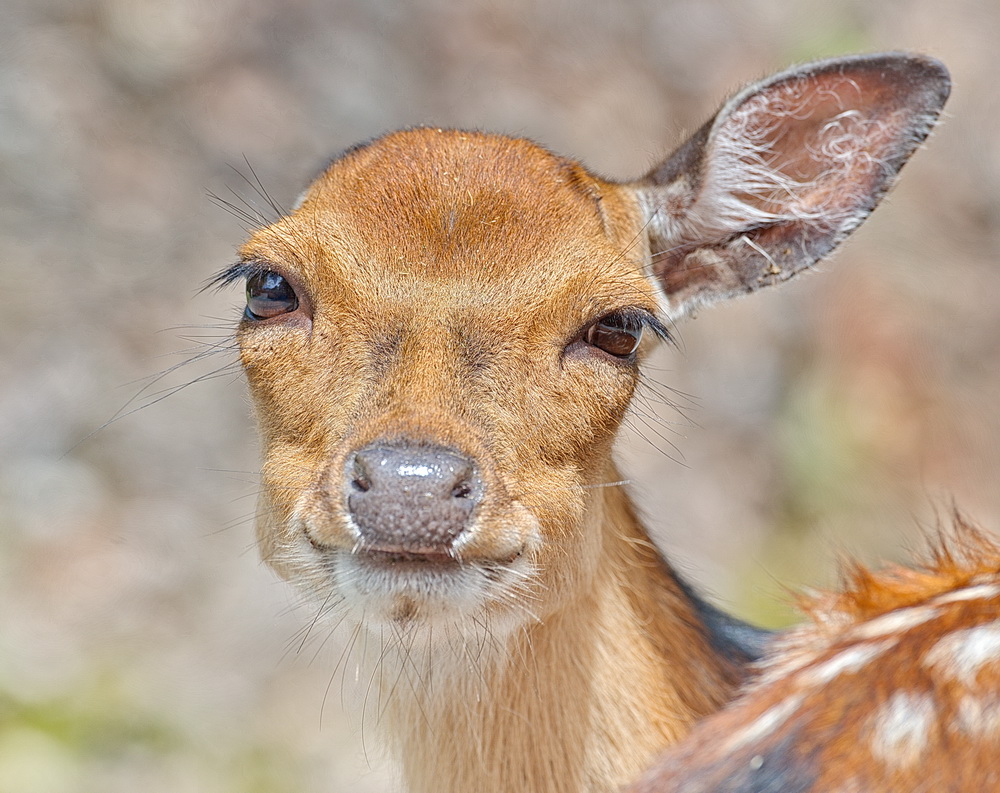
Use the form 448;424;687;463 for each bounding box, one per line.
351;458;372;493
451;480;472;499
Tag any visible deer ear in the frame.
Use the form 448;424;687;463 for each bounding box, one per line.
634;53;950;320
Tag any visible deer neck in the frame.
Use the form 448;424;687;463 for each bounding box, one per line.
386;478;745;793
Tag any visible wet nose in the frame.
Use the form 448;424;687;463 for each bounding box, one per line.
346;441;483;553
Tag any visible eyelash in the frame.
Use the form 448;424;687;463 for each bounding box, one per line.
211;260;273;289
589;310;672;345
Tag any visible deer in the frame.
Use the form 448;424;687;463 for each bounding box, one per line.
214;53;952;793
627;517;1000;793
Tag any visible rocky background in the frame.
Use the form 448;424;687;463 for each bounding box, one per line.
2;0;999;790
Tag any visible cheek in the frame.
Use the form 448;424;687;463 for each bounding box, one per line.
253;487;298;578
241;330;361;446
517;465;606;603
240;335;365;538
494;366;633;593
514;362;637;466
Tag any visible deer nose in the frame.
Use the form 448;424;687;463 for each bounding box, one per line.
346;442;483;554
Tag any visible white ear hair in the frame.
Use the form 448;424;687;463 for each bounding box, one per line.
636;53;950;321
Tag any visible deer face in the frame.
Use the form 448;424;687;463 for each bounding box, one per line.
231;130;661;636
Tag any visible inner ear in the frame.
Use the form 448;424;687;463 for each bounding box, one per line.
633;53;951;320
707;67;923;225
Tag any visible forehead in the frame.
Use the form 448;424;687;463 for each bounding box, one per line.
242;129;651;315
308;129;609;263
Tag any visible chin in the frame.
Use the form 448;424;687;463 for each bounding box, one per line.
323;544;542;645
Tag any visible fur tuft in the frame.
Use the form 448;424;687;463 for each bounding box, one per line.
799;513;1000;628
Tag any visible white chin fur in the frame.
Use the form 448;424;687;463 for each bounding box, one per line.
330;551;539;642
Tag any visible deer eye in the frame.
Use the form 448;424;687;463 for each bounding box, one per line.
584;314;644;358
246;271;298;320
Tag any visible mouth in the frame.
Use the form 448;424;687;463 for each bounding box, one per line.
325;541;530;623
297;512;535;629
359;547;458;566
353;543;525;568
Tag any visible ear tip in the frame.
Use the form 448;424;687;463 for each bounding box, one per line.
879;51;952;104
838;52;952;111
901;52;951;84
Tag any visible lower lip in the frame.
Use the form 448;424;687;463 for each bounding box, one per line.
340;550;476;602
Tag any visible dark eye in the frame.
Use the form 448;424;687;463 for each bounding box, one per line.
246;271;298;320
584;314;644;357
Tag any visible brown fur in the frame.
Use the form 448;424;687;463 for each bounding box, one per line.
225;55;951;792
630;519;1000;793
239;129;744;792
389;488;743;793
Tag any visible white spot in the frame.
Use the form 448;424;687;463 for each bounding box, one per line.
798;640;893;687
868;691;936;767
398;463;434;477
953;694;1000;739
924;623;1000;685
722;694;805;753
849;606;940;641
932;583;1000;605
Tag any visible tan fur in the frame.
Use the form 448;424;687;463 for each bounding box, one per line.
238;130;743;792
225;55;951;792
390;487;740;793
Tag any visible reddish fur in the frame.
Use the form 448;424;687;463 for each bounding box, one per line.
630;518;1000;792
799;517;1000;623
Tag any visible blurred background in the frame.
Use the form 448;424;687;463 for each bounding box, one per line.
2;0;998;790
